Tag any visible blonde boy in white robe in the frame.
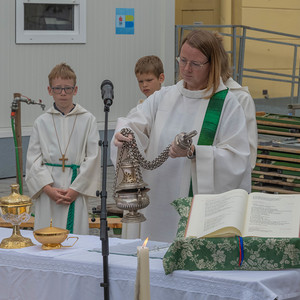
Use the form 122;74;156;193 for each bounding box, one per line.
122;55;165;239
135;55;165;101
26;63;101;235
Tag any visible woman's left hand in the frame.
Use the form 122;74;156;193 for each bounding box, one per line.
169;142;194;158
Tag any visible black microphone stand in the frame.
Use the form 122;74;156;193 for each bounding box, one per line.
93;101;111;300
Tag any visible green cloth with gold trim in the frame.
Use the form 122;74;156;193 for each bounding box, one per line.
163;236;300;274
162;197;300;274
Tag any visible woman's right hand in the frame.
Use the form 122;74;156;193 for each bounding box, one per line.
114;131;133;148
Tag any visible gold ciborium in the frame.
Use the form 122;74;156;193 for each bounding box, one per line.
114;156;150;223
0;184;34;248
33;220;79;250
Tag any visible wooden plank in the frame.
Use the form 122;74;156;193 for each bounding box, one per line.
252;170;300;180
257;153;300;163
257;119;300;129
256;162;300;172
251;185;300;194
258;149;300;159
258;124;297;132
252;177;300;188
0;217;122;229
256;114;300;124
89;217;122;229
258;129;300;138
258;145;300;154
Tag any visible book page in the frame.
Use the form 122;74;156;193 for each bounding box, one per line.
185;189;249;238
244;193;300;238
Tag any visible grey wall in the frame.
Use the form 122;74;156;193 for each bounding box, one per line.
0;0;174;178
0;129;114;179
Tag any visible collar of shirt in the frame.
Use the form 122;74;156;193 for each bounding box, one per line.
53;103;76;115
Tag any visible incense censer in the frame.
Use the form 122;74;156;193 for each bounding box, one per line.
0;184;34;248
113;128;197;223
114;155;150;223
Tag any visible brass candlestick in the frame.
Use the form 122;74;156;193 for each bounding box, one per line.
0;184;34;248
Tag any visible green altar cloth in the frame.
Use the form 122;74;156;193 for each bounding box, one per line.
162;197;300;274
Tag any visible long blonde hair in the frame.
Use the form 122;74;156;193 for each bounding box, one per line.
180;29;223;98
213;32;231;83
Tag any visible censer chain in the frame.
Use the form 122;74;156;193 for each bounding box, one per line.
119;128;170;170
113;128;170;195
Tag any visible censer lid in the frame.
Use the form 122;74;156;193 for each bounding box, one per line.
34;220;69;236
115;181;148;192
0;183;31;206
115;156;148;191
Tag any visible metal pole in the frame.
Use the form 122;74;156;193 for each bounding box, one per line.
237;27;246;85
99;104;110;300
13;93;23;192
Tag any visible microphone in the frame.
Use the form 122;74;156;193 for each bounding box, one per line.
101;80;114;106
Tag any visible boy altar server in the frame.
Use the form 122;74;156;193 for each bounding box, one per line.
26;62;101;234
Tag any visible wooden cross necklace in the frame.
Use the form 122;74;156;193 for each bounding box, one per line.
52;114;78;172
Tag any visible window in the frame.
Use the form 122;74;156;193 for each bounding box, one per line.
16;0;86;44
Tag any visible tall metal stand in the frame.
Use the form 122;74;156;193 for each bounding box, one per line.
11;93;45;194
93;102;111;300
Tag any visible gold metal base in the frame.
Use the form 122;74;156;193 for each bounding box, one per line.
42;243;62;250
0;225;34;249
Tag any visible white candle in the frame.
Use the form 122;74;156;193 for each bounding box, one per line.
135;238;151;300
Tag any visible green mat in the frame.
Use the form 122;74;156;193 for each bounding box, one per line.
163;197;300;274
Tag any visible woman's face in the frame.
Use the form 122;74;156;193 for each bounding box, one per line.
179;42;210;91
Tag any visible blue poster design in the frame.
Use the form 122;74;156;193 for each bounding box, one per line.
116;8;134;35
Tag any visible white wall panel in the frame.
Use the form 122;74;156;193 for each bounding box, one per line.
0;0;175;136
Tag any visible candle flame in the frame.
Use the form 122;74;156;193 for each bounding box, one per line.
142;237;149;248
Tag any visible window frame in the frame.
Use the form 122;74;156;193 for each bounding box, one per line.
16;0;86;44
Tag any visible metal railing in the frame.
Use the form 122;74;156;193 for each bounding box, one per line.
175;24;300;103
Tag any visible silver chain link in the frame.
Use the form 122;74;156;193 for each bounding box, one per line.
121;128;170;170
113;128;170;195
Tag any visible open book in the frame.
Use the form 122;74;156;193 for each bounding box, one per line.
185;189;300;238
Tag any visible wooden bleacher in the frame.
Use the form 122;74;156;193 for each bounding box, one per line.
252;112;300;194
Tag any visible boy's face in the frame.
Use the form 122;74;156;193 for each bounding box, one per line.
48;77;78;111
136;72;164;98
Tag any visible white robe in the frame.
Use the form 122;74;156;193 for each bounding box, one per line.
225;77;258;169
111;80;251;242
26;104;101;235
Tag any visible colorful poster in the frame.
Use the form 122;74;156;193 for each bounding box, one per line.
116;8;134;35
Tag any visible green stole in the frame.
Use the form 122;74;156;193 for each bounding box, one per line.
44;162;80;233
188;88;229;197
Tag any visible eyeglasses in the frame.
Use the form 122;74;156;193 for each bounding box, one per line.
51;86;75;94
176;57;209;69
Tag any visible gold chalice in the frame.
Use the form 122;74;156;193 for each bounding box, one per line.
33;220;79;250
0;184;34;248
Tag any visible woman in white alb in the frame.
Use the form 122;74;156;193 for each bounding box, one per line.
111;30;251;242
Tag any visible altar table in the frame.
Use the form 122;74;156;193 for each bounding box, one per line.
0;227;299;300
